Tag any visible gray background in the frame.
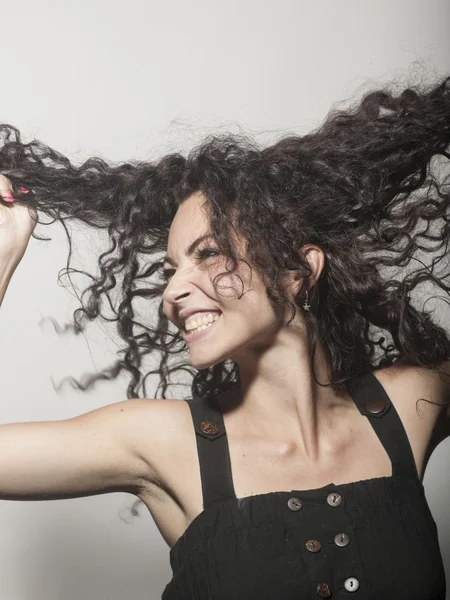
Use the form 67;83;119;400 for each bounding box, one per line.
0;0;449;598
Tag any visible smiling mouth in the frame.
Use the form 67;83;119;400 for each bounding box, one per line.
183;314;222;338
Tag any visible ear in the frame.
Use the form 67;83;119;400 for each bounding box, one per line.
283;244;325;296
300;245;325;288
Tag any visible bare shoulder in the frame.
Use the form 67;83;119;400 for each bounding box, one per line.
374;361;450;417
373;361;450;477
113;396;193;485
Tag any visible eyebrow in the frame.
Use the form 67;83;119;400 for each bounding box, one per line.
163;234;214;267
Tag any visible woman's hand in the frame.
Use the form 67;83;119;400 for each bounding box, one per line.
0;175;36;261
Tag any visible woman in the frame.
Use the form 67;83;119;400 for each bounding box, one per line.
0;75;449;599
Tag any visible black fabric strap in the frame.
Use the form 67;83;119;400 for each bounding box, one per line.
186;371;420;512
347;371;420;480
185;394;237;510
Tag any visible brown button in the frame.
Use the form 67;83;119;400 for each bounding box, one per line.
306;539;322;553
326;492;342;507
366;399;386;414
199;420;219;435
334;532;350;547
316;582;332;598
287;496;303;511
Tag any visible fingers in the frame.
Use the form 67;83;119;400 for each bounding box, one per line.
0;175;14;203
0;176;31;204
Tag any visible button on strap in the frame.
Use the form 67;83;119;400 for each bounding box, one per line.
347;371;420;480
185;395;237;509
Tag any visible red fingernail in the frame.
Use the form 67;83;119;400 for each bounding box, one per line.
19;186;30;194
4;190;14;203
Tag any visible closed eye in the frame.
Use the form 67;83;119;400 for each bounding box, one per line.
161;248;219;282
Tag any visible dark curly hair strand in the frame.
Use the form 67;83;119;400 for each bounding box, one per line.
0;75;449;413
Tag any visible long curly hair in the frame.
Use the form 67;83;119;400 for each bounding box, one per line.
1;75;450;407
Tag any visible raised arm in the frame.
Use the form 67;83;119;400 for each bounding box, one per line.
0;175;159;501
0;175;36;305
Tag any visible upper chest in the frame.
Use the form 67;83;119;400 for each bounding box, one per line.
137;364;447;547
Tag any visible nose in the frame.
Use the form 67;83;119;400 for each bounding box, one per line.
162;269;195;311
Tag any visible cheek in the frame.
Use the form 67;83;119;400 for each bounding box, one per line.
213;272;246;299
213;261;256;295
214;267;276;324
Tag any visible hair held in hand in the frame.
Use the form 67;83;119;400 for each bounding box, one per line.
1;75;450;406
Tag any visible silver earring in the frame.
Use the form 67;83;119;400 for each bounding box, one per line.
303;290;311;311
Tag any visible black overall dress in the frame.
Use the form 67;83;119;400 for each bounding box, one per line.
162;372;446;599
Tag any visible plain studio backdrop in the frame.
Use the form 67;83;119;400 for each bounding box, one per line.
0;1;449;598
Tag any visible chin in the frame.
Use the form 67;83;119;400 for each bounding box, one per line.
189;347;235;370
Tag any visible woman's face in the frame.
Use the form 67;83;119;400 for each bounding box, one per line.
162;191;309;370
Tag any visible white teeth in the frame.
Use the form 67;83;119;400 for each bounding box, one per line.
190;321;214;334
186;313;220;332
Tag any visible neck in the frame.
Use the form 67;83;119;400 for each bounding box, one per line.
218;331;351;462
